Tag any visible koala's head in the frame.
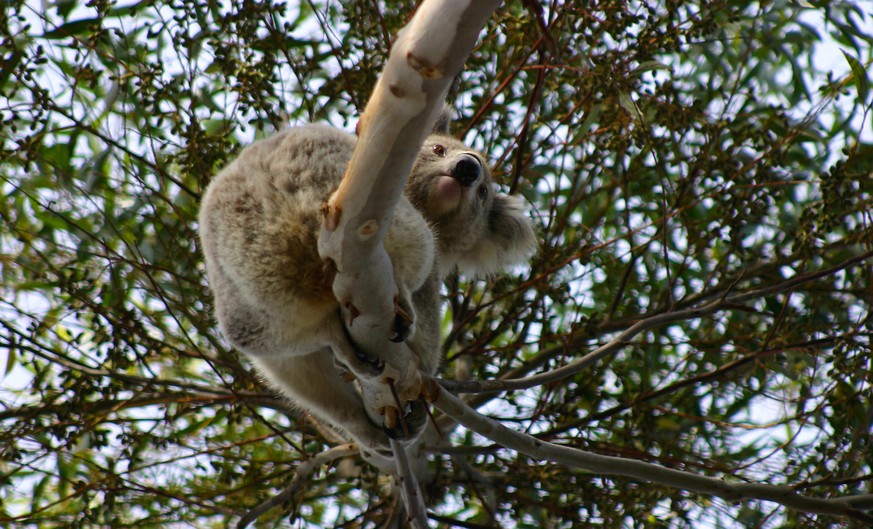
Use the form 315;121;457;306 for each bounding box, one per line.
406;117;537;278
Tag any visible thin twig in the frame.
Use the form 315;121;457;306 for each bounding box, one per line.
429;377;873;523
440;250;873;395
236;444;359;529
391;439;430;529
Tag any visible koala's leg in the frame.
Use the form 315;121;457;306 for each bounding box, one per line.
407;273;442;375
251;348;394;460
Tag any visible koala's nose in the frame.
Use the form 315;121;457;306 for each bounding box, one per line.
451;155;481;187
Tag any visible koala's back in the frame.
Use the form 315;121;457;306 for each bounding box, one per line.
199;125;356;352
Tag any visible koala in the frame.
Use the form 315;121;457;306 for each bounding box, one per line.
198;114;536;463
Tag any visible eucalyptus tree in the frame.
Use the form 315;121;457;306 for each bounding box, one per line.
2;1;872;528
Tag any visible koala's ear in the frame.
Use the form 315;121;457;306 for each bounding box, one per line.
457;194;538;277
431;104;452;135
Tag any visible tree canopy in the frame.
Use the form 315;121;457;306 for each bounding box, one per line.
2;1;872;528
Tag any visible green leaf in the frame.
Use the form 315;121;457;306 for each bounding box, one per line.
203;118;230;137
107;0;153;18
618;91;641;122
55;0;77;20
0;50;22;88
3;346;15;377
841;48;870;102
41;18;100;39
631;60;671;77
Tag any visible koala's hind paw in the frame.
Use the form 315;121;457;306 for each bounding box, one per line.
383;399;428;441
389;297;414;343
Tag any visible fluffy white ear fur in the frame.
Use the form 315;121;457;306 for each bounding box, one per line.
456;194;538;277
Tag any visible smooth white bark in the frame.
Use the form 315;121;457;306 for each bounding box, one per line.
317;0;500;439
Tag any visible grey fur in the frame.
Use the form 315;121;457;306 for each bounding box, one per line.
198;121;536;460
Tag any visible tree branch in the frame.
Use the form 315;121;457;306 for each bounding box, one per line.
391;438;429;529
428;377;873;523
315;0;500;453
440;250;873;395
237;444;359;529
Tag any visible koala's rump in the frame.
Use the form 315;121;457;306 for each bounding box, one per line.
200;126;356;332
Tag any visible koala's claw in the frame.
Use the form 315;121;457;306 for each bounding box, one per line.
383;400;427;441
353;345;385;374
335;313;385;376
390;299;414;343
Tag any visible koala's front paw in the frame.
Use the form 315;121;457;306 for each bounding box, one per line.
383;399;428;442
350;407;425;460
389;294;415;343
337;319;386;377
350;423;394;460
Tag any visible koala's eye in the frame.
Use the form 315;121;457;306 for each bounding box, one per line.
432;144;446;157
477;185;488;200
